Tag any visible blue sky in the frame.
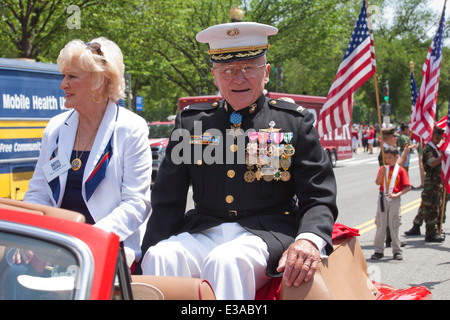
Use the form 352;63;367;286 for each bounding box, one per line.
430;0;447;14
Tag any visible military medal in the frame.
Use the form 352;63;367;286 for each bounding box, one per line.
243;120;294;184
283;132;295;157
244;168;256;183
255;166;263;181
246;131;258;164
283;144;295;157
279;156;291;182
266;144;277;157
267;121;281;132
248;131;258;143
272;132;284;144
190;133;221;145
230;106;243;127
228;110;243;139
261;166;276;182
258;131;268;145
247;147;258;165
280;157;291;170
274;170;282;181
261;121;281;133
259;155;271;166
247;142;258;154
284;144;295;157
281;171;291;182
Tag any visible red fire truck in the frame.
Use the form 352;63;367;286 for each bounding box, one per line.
178;93;352;167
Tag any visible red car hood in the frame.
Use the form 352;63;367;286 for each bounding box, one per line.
149;138;169;148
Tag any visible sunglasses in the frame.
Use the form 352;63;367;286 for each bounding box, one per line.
85;42;103;56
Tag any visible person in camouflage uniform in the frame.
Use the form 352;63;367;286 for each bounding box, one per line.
416;127;446;242
378;127;410;167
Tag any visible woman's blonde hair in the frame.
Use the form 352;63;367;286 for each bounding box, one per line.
57;37;125;101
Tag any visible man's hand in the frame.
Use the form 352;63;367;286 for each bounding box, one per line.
432;154;443;168
12;249;33;265
276;239;320;287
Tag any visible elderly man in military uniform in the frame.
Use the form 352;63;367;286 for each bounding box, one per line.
141;22;338;299
416;127;446;242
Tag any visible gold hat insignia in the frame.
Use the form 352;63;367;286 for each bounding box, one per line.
227;28;240;36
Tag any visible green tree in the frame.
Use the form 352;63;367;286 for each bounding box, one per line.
0;0;100;59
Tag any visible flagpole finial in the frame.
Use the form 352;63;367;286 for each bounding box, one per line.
409;61;414;68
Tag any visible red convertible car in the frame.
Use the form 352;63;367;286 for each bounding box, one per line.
0;198;431;300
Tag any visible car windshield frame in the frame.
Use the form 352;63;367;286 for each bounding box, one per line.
110;243;133;300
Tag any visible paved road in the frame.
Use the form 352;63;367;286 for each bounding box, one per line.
335;148;449;300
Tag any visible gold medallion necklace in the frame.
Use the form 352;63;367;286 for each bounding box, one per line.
71;125;98;171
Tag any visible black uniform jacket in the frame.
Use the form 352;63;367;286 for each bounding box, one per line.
141;94;338;277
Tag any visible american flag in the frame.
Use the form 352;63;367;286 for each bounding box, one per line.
410;5;446;143
436;115;447;130
409;69;422;142
316;0;376;138
440;97;450;193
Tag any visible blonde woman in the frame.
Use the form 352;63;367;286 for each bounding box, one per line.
24;38;152;265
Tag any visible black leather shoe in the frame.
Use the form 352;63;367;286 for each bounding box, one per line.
405;224;421;236
393;252;403;260
425;234;445;242
370;252;384;260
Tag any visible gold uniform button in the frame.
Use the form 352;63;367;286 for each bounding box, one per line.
197;160;203;166
227;170;236;178
270;100;277;105
284;211;290;215
225;195;234;204
212;102;219;107
230;144;238;152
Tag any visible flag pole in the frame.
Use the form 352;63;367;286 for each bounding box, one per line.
439;192;446;235
440;0;447;25
366;0;384;164
439;0;447;236
408;61;415;144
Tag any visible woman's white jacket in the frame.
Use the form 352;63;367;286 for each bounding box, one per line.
24;101;152;261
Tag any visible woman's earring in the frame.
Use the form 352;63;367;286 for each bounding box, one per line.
92;91;102;104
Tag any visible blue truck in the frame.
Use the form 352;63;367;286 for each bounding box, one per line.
0;58;67;199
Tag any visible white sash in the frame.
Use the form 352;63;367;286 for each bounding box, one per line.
384;163;400;201
428;141;441;157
